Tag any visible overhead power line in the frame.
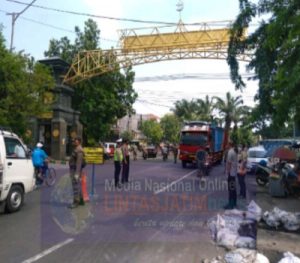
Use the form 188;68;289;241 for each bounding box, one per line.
7;0;245;27
0;9;118;43
7;0;180;25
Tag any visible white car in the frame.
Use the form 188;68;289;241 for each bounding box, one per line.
104;142;117;159
0;129;35;213
246;146;268;173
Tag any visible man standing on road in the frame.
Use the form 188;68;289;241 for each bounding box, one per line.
121;139;130;183
114;139;123;188
173;144;179;164
68;137;85;209
224;141;238;209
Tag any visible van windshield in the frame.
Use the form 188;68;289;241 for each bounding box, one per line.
248;150;266;158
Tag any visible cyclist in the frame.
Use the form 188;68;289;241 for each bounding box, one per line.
32;142;49;185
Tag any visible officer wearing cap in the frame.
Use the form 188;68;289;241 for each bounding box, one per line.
68;137;85;208
114;139;123;188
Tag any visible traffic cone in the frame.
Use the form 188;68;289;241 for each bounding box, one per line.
81;171;89;202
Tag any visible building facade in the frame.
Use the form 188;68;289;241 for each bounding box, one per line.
117;113;160;140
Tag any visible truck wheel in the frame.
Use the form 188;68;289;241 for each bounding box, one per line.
5;185;24;213
182;161;187;168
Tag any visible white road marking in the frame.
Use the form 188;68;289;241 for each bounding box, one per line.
154;169;196;195
22;238;74;263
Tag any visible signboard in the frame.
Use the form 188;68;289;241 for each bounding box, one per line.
83;147;104;165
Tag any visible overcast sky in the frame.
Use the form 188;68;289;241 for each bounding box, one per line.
0;0;259;116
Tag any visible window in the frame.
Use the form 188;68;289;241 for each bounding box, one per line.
180;132;208;146
4;137;26;159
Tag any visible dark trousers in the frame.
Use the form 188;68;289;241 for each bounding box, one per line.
238;173;246;198
114;161;121;186
70;169;82;203
122;156;130;183
227;175;237;208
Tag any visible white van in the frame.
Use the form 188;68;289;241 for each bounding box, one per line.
246;146;268;173
0;129;35;213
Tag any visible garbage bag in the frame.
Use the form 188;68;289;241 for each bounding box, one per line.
234;236;256;249
238;219;257;239
255;253;270;263
262;211;281;228
281;212;300;231
278;252;300;263
217;228;239;249
247;200;263;221
208;214;226;241
224;248;257;263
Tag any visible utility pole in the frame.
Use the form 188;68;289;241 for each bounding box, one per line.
6;0;37;52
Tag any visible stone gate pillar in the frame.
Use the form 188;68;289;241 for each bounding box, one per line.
51;117;67;160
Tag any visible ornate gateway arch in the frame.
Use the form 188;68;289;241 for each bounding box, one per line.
63;20;249;85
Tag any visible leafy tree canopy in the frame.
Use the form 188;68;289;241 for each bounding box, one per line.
227;0;300;129
44;19;137;143
0;29;54;139
160;114;181;144
140;119;163;145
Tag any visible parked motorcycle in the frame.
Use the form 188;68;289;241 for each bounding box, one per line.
255;164;272;186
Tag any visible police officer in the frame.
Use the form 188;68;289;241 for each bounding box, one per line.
114;139;123;188
68;137;85;209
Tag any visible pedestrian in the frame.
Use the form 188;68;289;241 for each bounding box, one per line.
173;144;178;164
237;158;247;198
114;139;123;188
132;144;138;161
121;139;130;183
68;137;85;209
238;144;248;198
224;141;238;209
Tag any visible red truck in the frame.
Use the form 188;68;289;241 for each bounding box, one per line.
179;121;227;168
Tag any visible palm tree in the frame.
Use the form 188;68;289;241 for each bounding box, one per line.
195;95;215;122
213;92;244;146
172;99;199;121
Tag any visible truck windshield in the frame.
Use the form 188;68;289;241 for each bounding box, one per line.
180;132;207;146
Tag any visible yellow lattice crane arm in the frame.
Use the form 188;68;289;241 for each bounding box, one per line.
63;20;249;85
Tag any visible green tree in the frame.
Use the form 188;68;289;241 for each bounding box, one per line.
172;99;199;121
195;95;215;122
213;92;244;144
160;114;181;143
227;0;300;132
120;130;134;142
0;29;54;138
44;19;137;143
140;120;163;144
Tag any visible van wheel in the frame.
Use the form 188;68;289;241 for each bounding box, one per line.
5;185;24;213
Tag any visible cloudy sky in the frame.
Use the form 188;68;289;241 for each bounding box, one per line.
0;0;259;116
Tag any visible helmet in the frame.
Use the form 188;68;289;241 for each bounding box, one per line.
36;142;43;148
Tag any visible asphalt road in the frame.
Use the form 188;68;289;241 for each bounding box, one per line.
0;155;298;263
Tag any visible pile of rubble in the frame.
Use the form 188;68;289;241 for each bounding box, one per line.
205;200;300;263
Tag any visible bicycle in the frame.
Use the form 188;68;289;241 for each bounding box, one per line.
35;164;56;187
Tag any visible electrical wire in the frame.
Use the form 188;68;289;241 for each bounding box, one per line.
7;0;180;25
6;0;259;27
0;8;119;43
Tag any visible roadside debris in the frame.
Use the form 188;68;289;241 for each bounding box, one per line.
206;200;300;263
262;207;300;231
